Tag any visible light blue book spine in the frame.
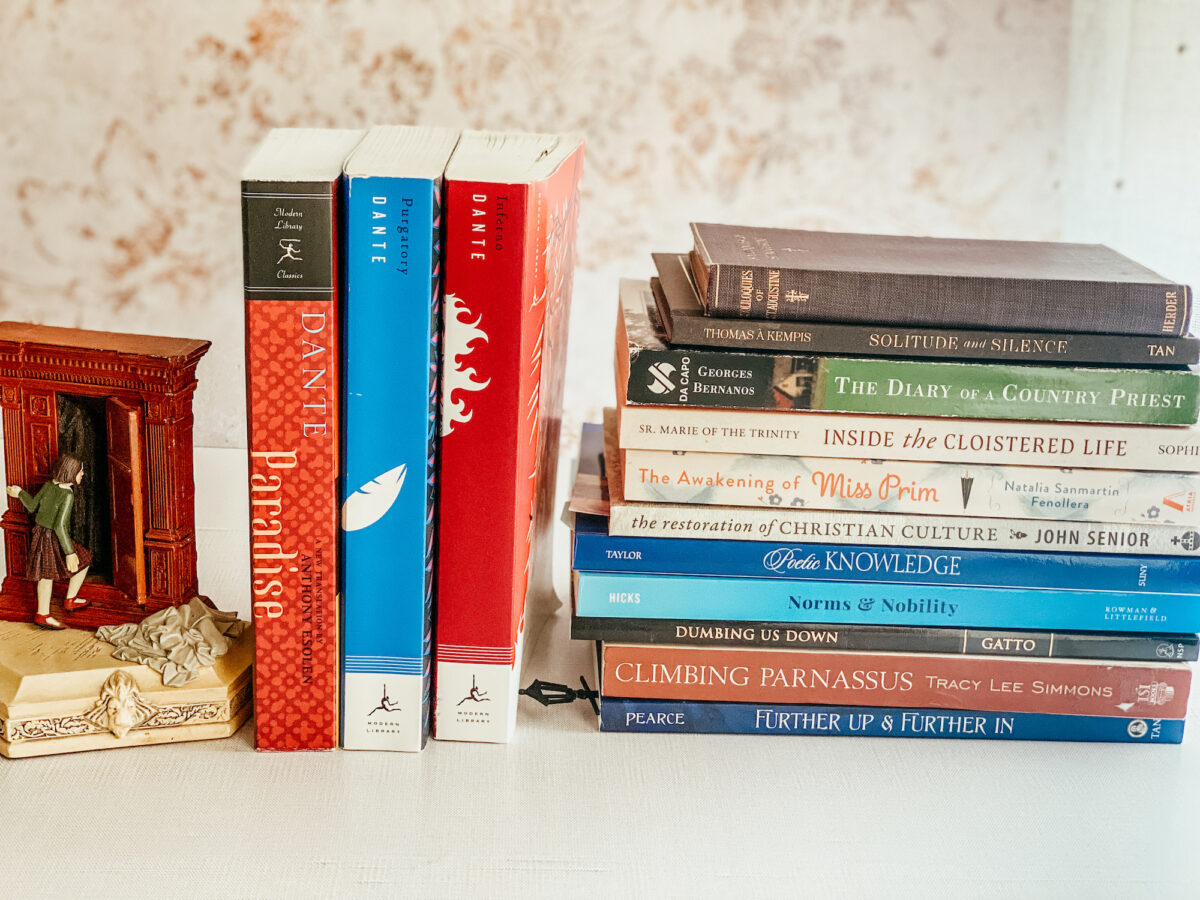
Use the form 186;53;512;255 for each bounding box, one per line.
576;572;1200;634
340;172;441;751
600;699;1185;743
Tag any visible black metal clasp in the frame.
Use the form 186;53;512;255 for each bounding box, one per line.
519;676;600;715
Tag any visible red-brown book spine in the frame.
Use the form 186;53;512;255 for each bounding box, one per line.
602;643;1191;719
434;137;583;742
241;130;361;750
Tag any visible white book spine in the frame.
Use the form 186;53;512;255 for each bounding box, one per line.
623;449;1200;526
606;502;1200;556
617;404;1200;472
434;630;524;743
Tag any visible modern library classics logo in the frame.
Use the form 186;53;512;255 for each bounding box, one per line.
276;238;303;265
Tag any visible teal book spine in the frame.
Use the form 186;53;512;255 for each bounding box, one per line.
575;572;1200;634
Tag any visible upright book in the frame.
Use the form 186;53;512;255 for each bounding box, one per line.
241;127;364;751
434;130;584;743
690;223;1193;336
340;126;459;752
652;253;1200;366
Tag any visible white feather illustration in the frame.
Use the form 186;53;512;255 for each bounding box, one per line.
341;464;407;532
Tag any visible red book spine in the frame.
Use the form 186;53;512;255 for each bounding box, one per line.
602;644;1191;719
241;178;342;750
434;178;535;742
434;143;584;743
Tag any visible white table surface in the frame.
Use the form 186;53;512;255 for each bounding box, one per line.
2;449;1198;899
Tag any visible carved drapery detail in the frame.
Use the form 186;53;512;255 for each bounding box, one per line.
1;671;244;744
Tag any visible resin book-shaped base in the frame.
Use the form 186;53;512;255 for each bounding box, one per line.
0;620;252;758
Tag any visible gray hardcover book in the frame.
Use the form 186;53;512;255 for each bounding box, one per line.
690;223;1192;337
654;252;1199;366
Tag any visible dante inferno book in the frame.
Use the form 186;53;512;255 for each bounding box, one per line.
241;128;364;751
434;130;584;743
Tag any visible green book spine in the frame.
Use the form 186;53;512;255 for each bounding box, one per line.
813;358;1199;424
623;346;1199;425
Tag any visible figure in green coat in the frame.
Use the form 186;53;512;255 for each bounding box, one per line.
6;453;93;629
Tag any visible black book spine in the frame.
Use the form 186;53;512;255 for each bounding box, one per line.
668;311;1200;367
625;345;813;410
707;265;1192;338
571;616;1200;663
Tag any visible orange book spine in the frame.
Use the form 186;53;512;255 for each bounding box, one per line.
602;644;1191;719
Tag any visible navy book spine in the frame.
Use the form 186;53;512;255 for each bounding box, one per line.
600;698;1185;743
572;514;1200;595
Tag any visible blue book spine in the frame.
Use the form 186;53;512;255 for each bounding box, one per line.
576;572;1200;633
600;698;1185;743
572;514;1200;594
340;173;441;751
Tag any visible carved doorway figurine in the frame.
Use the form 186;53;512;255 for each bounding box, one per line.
0;323;210;628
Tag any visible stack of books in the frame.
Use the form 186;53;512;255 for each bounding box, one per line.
572;225;1200;743
240;126;583;750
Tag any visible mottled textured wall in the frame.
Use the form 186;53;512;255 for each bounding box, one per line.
0;0;1070;449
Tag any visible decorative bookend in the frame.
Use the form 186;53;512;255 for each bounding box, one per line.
0;619;252;758
0;322;210;629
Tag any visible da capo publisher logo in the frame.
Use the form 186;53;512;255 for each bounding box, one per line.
646;362;676;394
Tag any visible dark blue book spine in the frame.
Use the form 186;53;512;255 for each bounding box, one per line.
600;698;1185;743
572;514;1200;594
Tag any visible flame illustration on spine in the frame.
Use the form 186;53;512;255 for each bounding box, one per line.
441;293;490;436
